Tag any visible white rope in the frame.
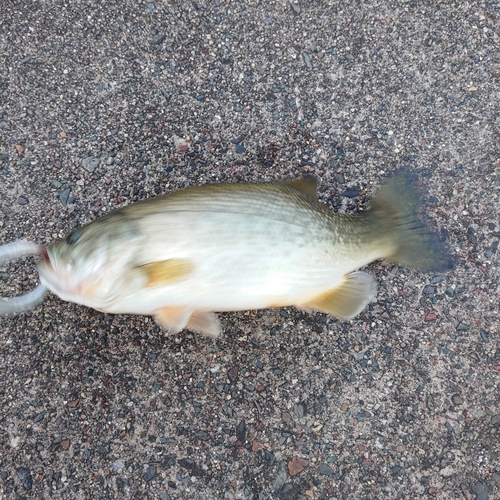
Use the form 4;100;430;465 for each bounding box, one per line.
0;241;48;315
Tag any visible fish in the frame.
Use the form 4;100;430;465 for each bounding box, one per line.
4;173;449;337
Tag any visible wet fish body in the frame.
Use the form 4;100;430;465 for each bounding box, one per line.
33;175;448;336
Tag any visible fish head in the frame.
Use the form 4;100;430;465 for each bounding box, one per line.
37;216;142;309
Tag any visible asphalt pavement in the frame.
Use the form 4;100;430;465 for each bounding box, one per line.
0;1;499;499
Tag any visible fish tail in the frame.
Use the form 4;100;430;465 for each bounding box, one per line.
366;172;452;271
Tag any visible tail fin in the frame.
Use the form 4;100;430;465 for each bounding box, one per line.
366;172;452;272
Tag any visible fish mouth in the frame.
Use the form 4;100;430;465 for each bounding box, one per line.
41;246;50;265
38;257;82;304
38;246;57;276
37;247;107;306
37;247;70;293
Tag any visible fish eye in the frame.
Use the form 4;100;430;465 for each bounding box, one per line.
67;228;82;245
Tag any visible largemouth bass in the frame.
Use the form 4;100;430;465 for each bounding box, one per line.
5;174;449;336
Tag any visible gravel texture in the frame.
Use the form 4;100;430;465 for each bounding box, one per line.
1;1;499;499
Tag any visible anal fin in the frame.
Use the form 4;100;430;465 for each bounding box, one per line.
302;271;377;320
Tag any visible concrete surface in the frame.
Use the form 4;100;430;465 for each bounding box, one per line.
1;1;499;499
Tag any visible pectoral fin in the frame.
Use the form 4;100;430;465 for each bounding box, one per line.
154;306;221;337
139;258;193;287
302;271;377;320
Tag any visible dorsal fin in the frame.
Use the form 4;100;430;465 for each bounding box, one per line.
284;178;318;200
